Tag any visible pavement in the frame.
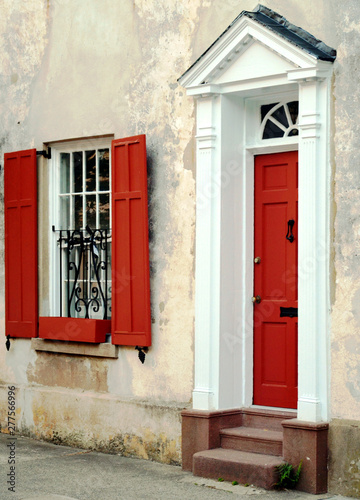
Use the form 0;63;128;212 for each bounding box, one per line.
0;433;354;500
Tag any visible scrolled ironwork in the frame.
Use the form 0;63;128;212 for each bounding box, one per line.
54;227;111;319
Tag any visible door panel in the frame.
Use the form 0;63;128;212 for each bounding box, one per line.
253;152;298;409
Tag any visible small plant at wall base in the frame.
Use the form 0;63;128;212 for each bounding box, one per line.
275;460;302;489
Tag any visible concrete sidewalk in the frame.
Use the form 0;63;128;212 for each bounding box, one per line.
0;433;352;500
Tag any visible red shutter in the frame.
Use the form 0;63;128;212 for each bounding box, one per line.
4;149;38;338
111;135;151;346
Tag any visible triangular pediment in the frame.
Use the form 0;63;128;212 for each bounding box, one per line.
212;40;298;85
179;5;335;89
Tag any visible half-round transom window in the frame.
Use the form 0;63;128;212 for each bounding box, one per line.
261;101;299;139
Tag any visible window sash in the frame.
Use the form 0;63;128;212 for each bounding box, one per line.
57;148;111;230
49;139;112;319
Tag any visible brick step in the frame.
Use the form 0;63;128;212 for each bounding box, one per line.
241;408;295;431
193;448;284;490
220;427;283;456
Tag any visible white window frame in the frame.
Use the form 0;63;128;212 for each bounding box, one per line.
48;137;112;319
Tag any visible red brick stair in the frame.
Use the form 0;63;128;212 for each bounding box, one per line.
192;408;295;489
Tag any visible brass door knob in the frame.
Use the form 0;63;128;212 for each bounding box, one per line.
254;257;261;264
252;295;261;304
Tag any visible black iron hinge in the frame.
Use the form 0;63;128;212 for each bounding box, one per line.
135;346;148;364
36;147;51;159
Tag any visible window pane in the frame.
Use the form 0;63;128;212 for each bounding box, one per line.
86;195;96;228
86;150;96;192
59;196;70;229
99;193;110;229
272;106;288;128
262;121;284;139
73;152;83;193
74;195;83;229
98;149;110;191
261;102;279;122
288;101;299;125
288;128;299;136
60;153;70;193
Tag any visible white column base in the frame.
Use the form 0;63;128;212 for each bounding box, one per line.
192;388;215;411
298;397;322;422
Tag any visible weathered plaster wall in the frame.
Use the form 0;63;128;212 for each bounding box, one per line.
330;0;360;421
329;419;360;497
0;0;201;462
0;381;183;464
327;3;360;495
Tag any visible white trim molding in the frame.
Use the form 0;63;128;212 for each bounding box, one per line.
180;10;334;422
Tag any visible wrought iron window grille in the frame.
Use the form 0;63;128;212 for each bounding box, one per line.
53;226;111;320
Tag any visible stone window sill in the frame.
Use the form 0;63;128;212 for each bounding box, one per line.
31;338;118;358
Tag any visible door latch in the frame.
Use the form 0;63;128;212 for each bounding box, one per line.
286;219;295;243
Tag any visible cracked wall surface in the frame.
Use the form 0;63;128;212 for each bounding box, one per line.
0;0;201;463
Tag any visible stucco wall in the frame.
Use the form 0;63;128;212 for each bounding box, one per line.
330;0;360;421
329;419;360;497
0;0;199;461
0;0;360;489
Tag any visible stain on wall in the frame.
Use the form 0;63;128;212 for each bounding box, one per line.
25;385;183;464
27;353;109;392
328;419;360;497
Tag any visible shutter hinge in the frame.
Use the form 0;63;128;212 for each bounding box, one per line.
5;335;11;351
36;147;51;159
135;346;148;364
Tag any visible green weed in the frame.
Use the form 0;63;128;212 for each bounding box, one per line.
275;460;302;489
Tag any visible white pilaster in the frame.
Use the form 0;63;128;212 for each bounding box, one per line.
289;74;331;422
193;93;221;410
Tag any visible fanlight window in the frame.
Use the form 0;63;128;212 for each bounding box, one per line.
261;101;299;139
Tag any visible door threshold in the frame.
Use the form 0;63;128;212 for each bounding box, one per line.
250;405;297;413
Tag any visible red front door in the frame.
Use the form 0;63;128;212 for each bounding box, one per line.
253;152;298;409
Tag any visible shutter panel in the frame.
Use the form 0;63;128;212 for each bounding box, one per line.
111;135;151;346
4;149;38;338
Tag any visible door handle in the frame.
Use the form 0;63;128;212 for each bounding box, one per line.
252;295;261;304
286;219;295;243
